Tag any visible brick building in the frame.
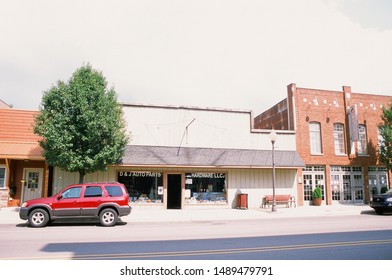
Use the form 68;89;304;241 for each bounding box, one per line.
254;83;392;206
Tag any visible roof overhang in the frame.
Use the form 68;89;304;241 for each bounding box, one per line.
0;141;44;160
120;145;305;169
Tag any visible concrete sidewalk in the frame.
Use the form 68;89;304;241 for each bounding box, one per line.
0;204;373;225
128;204;372;223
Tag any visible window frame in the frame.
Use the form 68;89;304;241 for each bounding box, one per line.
61;186;82;199
333;123;346;155
378;127;384;150
0;166;5;189
83;186;103;198
105;185;124;197
358;124;368;155
309;122;323;155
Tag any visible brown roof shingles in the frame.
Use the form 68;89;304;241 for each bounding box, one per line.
121;145;305;168
0;109;43;159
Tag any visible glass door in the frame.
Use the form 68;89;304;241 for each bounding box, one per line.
342;174;352;202
303;166;325;204
331;166;364;204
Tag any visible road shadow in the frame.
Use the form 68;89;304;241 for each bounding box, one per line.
39;229;392;260
361;209;392;216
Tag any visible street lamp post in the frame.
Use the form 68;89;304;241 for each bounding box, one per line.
269;130;277;212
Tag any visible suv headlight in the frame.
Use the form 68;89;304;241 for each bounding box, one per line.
386;197;392;202
21;202;28;207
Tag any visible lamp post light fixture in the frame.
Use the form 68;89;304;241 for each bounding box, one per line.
269;130;277;212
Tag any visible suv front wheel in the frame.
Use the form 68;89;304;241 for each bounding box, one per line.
99;208;118;227
28;208;50;228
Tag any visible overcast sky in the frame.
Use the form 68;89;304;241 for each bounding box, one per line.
1;0;391;113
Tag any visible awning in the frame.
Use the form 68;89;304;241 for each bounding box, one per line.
121;145;305;169
0;141;44;160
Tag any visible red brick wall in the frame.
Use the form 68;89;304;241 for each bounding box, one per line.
290;85;391;165
253;99;289;130
291;86;348;165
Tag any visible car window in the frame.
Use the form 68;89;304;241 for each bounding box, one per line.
62;187;82;199
105;186;123;197
84;186;103;198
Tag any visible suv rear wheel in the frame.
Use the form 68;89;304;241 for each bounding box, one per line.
28;209;50;228
99;208;118;227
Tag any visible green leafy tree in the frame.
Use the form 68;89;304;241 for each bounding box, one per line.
379;102;392;171
34;64;129;183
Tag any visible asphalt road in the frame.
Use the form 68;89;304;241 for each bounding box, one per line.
1;213;392;260
16;230;392;260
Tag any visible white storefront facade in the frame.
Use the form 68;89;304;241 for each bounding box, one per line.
52;104;304;209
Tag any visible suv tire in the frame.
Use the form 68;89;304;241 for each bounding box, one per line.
28;209;50;228
99;208;118;227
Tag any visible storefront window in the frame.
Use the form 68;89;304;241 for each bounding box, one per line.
185;173;227;204
118;171;163;203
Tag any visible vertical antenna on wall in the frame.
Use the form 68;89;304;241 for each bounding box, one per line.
177;118;195;156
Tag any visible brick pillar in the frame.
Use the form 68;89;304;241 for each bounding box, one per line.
325;165;332;205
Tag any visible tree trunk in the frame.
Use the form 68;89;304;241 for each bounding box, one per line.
79;171;85;184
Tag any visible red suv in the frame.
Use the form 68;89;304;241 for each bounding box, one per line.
19;182;131;227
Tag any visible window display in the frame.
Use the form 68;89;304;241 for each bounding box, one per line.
185;173;227;204
118;171;163;203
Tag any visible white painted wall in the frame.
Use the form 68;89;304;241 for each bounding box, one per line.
227;169;297;208
122;104;296;150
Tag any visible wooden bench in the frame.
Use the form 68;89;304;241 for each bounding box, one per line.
262;195;296;208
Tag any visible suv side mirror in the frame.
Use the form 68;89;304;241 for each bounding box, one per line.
57;195;63;201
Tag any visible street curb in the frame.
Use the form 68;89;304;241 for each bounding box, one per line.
0;205;373;225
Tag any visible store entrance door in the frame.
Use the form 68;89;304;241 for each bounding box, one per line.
167;174;182;209
22;168;43;202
